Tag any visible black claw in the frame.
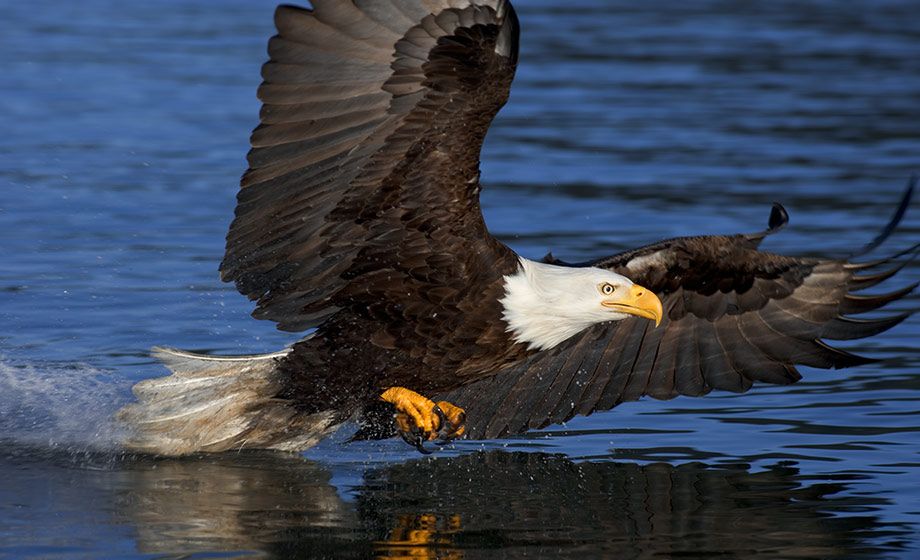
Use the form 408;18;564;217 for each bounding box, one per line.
398;429;415;447
398;426;431;454
433;407;458;443
431;404;448;436
396;404;451;454
435;409;467;445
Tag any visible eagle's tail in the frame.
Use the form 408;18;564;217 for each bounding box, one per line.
116;347;337;456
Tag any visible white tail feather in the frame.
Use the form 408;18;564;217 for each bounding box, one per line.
117;347;338;455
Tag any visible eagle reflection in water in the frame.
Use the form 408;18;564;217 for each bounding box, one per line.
2;448;906;558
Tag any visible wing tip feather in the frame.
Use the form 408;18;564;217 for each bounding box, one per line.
814;340;879;369
822;313;911;341
849;176;915;258
840;282;918;314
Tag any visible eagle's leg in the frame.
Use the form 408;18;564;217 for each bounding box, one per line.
380;387;466;450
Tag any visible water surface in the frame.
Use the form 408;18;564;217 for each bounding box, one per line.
1;0;918;558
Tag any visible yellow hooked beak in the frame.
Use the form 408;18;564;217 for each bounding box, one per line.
601;284;663;327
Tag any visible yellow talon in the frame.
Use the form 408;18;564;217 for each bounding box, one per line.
381;387;439;436
380;387;466;447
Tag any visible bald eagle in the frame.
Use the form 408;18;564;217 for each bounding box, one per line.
118;0;916;455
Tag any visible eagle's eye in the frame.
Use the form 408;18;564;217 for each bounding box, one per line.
599;283;616;296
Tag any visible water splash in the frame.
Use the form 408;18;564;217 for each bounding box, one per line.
0;356;130;453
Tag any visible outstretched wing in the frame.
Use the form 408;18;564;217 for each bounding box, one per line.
441;187;917;439
221;1;520;331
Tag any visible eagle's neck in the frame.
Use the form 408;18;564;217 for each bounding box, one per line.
499;258;600;351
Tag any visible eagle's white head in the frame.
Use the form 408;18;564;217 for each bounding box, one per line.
500;258;663;351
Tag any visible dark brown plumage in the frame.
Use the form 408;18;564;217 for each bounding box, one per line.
221;0;528;418
119;0;915;455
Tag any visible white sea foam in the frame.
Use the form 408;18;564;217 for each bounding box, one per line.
0;356;130;452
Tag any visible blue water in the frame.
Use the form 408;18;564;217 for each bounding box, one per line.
1;0;918;558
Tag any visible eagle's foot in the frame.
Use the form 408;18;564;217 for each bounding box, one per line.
380;387;465;453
